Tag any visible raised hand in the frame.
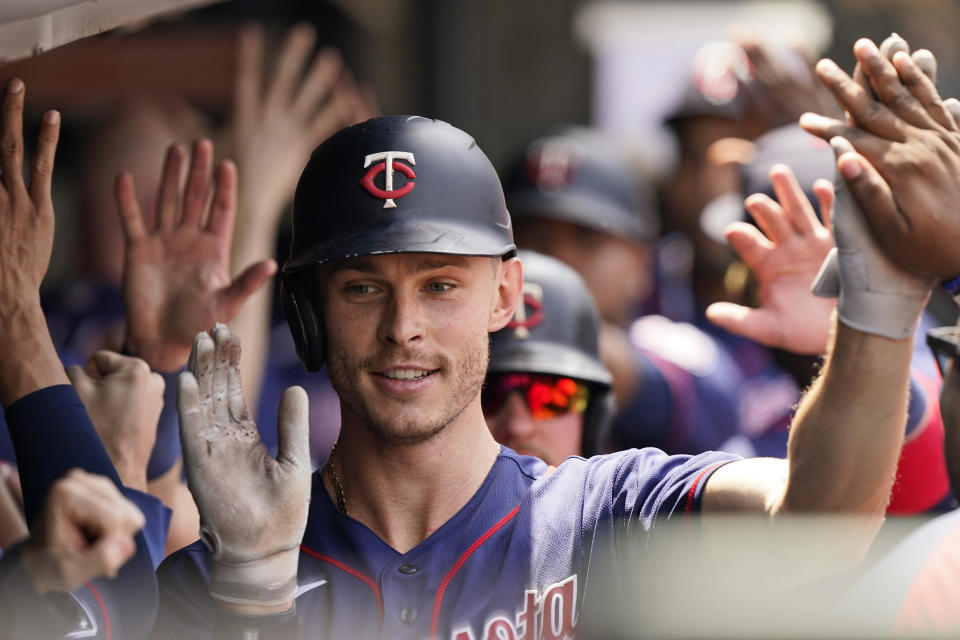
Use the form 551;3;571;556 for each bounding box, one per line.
734;36;838;134
706;164;837;355
177;324;310;613
66;351;165;492
226;23;362;232
800;37;960;278
0;78;67;408
116;140;276;372
20;469;144;594
222;23;375;410
0;78;59;301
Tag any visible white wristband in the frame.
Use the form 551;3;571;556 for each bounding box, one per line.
209;547;300;606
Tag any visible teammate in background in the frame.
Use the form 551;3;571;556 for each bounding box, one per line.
484;250;614;465
124;105;923;637
505;129;794;458
0;78;162;639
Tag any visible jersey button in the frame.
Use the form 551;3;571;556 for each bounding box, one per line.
398;563;418;574
400;608;419;624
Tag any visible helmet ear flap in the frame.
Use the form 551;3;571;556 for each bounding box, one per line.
280;272;326;372
581;388;616;457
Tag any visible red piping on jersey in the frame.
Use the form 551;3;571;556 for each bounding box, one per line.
430;502;522;640
300;546;384;627
685;462;725;514
85;581;110;640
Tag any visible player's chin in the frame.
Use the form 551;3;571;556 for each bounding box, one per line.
361;403;445;439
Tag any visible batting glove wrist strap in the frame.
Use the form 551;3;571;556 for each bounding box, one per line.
209;547;300;606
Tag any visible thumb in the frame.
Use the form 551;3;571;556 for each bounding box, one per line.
276;385;310;470
86;350;132;378
177;371;207;459
706;302;781;348
829;139;906;251
66;365;97;403
88;532;137;580
218;259;278;320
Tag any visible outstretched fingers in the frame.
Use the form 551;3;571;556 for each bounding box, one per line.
293;47;343;119
744;193;791;244
1;79;26;198
853;38;935;130
232;23;265;134
225;324;251;429
724;221;773;271
155;144;186;232
264;24;317;115
205;160;237;237
177;370;206;457
799;112;895;167
852;33;909;99
114;173;147;242
180;140;214;229
812;179;835;236
768;163;821;236
891;50;957;131
276;385;310;469
28;110;61;211
189;330;215;418
815;57;907;141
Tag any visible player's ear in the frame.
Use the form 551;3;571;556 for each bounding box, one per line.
489;256;523;332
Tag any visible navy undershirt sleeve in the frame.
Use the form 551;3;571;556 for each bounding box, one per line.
148;371;184;480
5;384;160;639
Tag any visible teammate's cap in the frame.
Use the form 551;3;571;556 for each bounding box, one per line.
664;41;750;129
489;250;612;387
504;129;659;242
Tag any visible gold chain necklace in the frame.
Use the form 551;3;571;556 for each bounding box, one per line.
325;441;503;517
326;441;348;515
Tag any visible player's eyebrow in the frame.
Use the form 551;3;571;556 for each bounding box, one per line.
329;255;473;275
329;259;380;275
411;255;472;272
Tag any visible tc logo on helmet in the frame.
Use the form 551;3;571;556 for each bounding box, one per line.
360;151;416;208
507;282;544;339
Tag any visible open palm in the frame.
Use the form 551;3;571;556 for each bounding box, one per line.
117;140;276;372
707;164;837;355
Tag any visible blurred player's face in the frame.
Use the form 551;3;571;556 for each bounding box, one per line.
514;218;651;327
485;391;583;466
323;253;519;445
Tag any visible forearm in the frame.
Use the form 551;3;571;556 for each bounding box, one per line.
0;301;68;409
779;319;912;514
229;204;279;414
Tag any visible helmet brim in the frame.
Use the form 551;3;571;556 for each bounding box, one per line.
487;340;612;387
283;218;517;273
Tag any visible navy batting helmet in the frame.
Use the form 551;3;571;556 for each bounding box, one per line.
504;128;659;242
281;115;516;371
488;250;614;456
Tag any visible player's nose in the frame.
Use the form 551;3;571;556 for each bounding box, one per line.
378;290;424;347
502;392;536;439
